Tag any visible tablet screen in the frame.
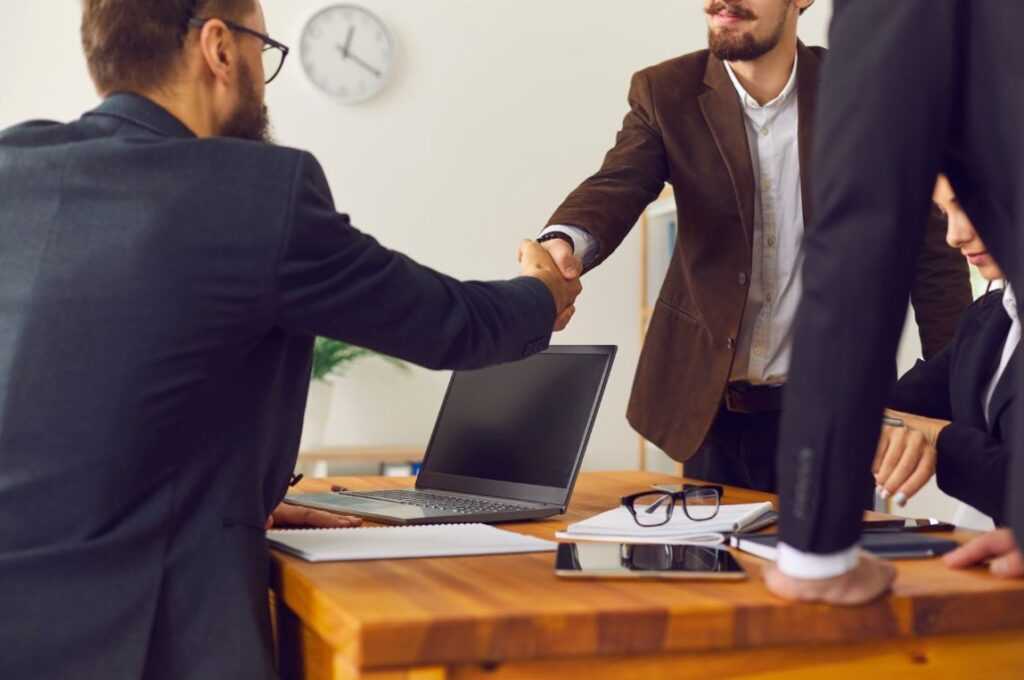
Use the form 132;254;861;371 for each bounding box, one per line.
555;543;747;579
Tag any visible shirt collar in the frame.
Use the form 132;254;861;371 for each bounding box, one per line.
82;92;197;139
1003;283;1018;324
723;52;799;110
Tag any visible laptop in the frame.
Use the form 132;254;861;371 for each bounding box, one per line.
284;345;616;524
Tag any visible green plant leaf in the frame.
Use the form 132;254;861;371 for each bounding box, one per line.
310;337;407;382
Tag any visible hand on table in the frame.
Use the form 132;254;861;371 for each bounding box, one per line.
518;240;583;331
872;409;950;507
763;552;897;605
266;502;362;529
944;528;1024;578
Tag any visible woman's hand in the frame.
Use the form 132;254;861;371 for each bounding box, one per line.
872;410;950;506
945;529;1024;578
885;409;951;447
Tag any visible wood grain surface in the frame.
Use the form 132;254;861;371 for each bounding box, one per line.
271;472;1024;679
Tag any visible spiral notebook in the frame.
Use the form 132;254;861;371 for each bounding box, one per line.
267;523;557;563
554;502;775;546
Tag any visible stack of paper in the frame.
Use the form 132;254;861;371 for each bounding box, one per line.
555;502;774;545
268;523;556;562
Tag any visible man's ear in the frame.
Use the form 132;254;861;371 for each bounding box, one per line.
796;0;815;15
196;19;237;84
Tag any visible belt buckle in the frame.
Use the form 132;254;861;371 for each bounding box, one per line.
724;382;755;414
725;382;781;414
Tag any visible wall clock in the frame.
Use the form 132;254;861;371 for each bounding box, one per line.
300;4;395;104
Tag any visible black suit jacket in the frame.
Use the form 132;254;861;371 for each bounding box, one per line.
889;290;1016;524
0;94;555;679
777;0;1024;553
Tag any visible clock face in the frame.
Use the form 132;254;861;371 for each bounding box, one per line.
300;4;394;104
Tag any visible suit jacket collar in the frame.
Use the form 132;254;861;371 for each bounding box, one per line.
699;51;756;248
988;350;1017;428
698;42;823;248
985;285;1018;427
954;290;1014;428
83;92;197;139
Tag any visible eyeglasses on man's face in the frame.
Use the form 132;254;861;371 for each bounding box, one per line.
620;484;724;527
188;17;290;84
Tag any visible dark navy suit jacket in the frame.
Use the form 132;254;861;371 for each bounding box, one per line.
890;289;1017;524
0;94;554;679
776;0;1024;554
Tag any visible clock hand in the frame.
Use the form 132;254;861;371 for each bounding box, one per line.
346;51;382;78
342;25;355;58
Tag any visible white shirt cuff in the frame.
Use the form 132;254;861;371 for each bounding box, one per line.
539;225;598;268
777;542;860;580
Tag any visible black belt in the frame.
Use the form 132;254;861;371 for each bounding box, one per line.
724;381;784;414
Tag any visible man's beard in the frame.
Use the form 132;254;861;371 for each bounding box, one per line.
220;60;273;143
707;1;788;62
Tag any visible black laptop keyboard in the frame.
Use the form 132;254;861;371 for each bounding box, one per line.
358;489;533;515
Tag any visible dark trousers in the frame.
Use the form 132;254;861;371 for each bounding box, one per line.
684;406;781;493
685;404;875;506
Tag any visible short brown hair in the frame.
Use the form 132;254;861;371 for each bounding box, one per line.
82;0;255;94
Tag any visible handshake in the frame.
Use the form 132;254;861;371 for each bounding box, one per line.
517;237;585;332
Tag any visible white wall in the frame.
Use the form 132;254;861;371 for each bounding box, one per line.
59;9;989;472
1;1;835;473
267;0;836;473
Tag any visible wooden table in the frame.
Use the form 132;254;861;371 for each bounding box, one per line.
270;471;1024;679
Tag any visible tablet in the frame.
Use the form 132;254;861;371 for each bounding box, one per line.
731;531;959;561
555;542;748;580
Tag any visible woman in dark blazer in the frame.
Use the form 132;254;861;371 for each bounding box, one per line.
874;175;1018;525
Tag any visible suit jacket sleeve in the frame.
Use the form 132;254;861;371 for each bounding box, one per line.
776;0;959;553
274;152;556;370
888;344;955;420
936;422;1010;524
546;70;669;269
910;206;972;359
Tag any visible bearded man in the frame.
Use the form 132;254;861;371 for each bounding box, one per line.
0;1;581;678
532;0;970;494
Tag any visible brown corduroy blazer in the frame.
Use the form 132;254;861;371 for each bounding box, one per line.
548;43;972;462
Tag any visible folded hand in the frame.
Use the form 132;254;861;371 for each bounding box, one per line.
763;552;897;605
518;240;583;331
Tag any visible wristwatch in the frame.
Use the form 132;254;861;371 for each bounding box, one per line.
536;231;575;252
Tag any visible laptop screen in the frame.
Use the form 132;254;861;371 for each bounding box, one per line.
421;348;613;490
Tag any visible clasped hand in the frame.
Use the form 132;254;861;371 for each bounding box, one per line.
518;239;584;331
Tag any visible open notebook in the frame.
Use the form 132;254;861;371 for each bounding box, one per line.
267;523;556;563
555;502;775;545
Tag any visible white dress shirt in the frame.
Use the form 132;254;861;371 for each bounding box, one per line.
721;56;804;384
